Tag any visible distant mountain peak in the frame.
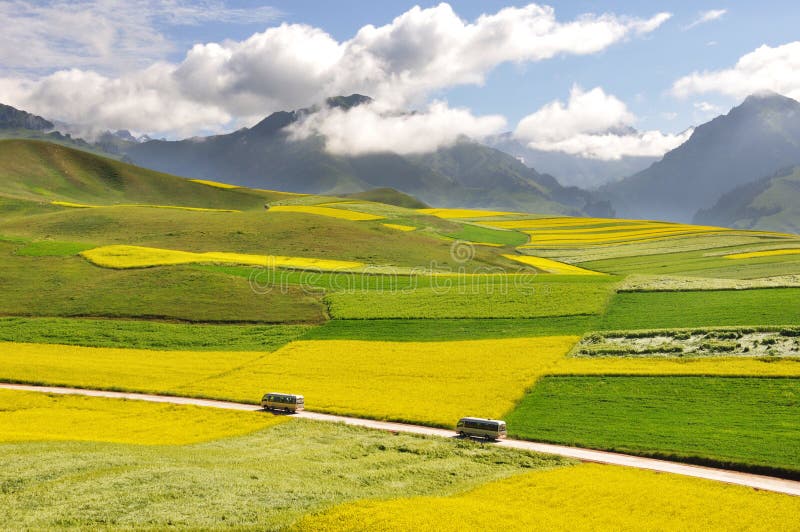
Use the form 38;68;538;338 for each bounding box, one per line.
0;103;53;131
739;91;799;112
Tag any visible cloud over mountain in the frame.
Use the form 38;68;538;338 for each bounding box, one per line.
0;3;670;137
514;86;691;160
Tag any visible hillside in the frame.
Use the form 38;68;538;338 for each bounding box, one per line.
0;103;52;130
0;139;287;209
124;95;603;216
600;92;800;222
695;166;800;233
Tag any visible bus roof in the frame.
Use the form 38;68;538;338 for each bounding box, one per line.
459;417;505;424
265;392;304;399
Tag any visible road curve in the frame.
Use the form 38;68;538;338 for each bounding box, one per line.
2;382;799;497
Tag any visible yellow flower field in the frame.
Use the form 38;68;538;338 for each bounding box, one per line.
0;389;285;445
725;248;800;259
294;463;800;531
502;254;605;275
80;244;364;271
183;337;580;426
187;178;240;189
51;200;240;213
417;208;517;219
381;223;417;232
269;205;384;221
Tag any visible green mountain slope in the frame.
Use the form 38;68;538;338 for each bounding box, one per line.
694;166;800;234
0;139;287;209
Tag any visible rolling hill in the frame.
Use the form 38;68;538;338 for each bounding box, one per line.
600;92;800;223
695;166;800;234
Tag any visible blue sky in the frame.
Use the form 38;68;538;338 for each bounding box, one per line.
2;1;799;159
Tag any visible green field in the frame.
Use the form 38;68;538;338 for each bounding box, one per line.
506;376;800;477
445;223;529;246
598;288;800;330
0;317;312;351
0;418;566;530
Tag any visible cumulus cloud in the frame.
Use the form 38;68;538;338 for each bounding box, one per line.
685;9;727;30
288;101;506;156
694;101;721;113
514;86;692;160
1;3;671;137
672;41;800;101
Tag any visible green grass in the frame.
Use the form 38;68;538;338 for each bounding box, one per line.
324;278;618;319
0;419;568;530
445;223;529;247
14;240;94;257
0;242;325;323
0;317;312;351
598;288;800;330
506;376;800;477
301;317;600;341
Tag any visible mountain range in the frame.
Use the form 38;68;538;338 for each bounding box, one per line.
599;92;800;223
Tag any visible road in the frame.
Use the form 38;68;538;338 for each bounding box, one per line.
2;382;799;497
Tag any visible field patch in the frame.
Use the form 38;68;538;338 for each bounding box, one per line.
0;389;284;445
726;248;800;259
0;421;565;530
599;288;800;330
324;277;618;319
0;317;311;351
14;240;94;257
381;223;416;232
503;253;605;275
506;376;800;476
295;463;800;531
417;208;517;219
80;244;364;271
52;200;240;213
444;224;528;247
268;205;384;221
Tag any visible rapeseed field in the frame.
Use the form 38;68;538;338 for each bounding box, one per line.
0;389;284;445
80;244;364;271
294;463;800;531
269;205;385;220
502;254;605;274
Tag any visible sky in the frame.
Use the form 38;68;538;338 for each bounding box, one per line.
2;0;800;160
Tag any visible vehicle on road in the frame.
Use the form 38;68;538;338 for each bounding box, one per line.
261;392;304;413
456;417;507;440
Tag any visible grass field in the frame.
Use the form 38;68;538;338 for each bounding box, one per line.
295;463;800;531
0;389;285;445
598;288;800;330
0;317;311;351
0;419;566;530
505;376;800;476
444;223;528;246
324;277;618;319
0;243;325;323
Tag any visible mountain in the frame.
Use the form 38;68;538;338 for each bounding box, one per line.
600;92;800;222
694;166;800;234
125;95;604;216
0;103;53;130
487;132;658;188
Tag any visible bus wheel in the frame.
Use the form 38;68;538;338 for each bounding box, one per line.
459;431;467;438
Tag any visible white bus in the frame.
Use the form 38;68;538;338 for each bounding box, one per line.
261;392;304;413
456;417;507;440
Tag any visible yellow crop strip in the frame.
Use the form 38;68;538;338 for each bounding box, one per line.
502;254;606;275
725;248;800;259
50;201;240;213
294;463;800;531
80;245;364;271
417;208;517;219
0;389;285;445
381;223;417;232
187;178;240;189
269;205;384;221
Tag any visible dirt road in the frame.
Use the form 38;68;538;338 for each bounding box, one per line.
2;382;798;497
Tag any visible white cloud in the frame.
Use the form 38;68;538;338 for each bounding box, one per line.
514;86;692;160
0;1;282;74
672;41;800;101
1;3;671;137
685;9;727;30
288;101;506;156
694;101;721;113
